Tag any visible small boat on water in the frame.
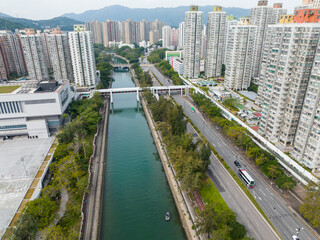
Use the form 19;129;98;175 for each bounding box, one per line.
165;212;170;221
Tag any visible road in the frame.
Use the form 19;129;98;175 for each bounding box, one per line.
186;123;279;240
144;59;316;240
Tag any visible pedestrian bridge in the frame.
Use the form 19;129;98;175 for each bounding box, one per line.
79;85;191;103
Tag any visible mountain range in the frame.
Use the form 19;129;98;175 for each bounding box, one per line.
62;5;250;26
0;14;82;31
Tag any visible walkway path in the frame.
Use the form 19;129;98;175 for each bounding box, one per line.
35;187;68;240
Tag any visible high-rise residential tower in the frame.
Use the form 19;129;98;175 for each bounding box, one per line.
162;26;171;48
178;22;185;48
313;0;320;8
292;38;320;172
0;33;27;77
183;6;203;79
47;34;73;82
251;1;287;80
68;30;97;87
224;18;257;90
0;51;7;80
205;6;226;78
20;35;49;80
257;23;320;146
222;20;238;65
170;28;179;47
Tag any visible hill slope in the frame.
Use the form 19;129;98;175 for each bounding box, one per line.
62;5;250;26
0;16;83;31
0;12;12;18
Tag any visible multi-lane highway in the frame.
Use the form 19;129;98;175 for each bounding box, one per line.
142;60;317;240
185;124;279;240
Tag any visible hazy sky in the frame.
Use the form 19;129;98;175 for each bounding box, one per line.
2;0;303;20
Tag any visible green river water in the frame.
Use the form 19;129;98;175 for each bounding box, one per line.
101;71;187;240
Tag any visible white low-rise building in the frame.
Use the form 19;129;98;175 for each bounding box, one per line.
0;80;74;138
172;58;184;75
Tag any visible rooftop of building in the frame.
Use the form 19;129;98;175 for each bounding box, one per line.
0;136;55;237
0;80;68;95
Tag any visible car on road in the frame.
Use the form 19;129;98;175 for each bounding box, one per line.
234;160;241;168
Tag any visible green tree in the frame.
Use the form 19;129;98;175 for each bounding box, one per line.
267;165;280;180
198;143;211;171
300;182;320;228
228;220;247;239
194;204;218;235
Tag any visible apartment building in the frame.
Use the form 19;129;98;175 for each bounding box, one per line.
0;52;7;80
251;1;287;80
178;22;185;48
46;34;73;82
313;0;320;8
183;6;203;79
162;26;171;48
205;6;226;78
85;20;103;44
68;31;98;87
20;35;49;80
222;20;238;65
0;34;27;78
170;28;179;47
257;23;320;146
224;19;257;90
292;38;320;172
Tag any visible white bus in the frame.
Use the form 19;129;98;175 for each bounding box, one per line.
238;168;255;188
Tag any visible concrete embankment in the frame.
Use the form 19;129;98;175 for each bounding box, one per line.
131;68;198;240
95;99;110;240
81;98;110;240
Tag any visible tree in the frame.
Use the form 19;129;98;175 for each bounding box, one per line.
198;143;212;172
267;165;280;180
300;182;320;228
255;153;267;166
194;204;218;235
246;146;260;160
228;220;247;239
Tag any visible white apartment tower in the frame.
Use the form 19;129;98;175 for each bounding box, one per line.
222;20;238;65
251;1;287;80
257;23;320;146
313;0;320;8
292;38;320;172
183;6;203;79
224;19;257;90
178;22;185;48
162;26;171;48
205;6;226;78
68;30;98;87
47;34;74;82
20;35;49;80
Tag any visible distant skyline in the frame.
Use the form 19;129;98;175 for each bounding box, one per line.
2;0;303;20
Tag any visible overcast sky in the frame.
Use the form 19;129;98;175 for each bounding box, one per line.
2;0;303;20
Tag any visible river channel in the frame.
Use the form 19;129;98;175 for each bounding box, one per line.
101;71;187;240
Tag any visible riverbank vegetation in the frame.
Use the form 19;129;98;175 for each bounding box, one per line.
191;93;297;191
131;63;153;87
115;46;144;63
144;92;247;239
11;94;104;239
